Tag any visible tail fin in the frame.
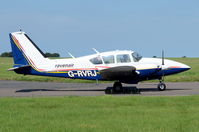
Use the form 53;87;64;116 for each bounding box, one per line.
10;31;48;70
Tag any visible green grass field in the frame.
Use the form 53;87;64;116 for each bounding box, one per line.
0;57;198;82
0;96;199;132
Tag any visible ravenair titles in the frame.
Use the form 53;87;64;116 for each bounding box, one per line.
55;64;74;68
68;70;97;77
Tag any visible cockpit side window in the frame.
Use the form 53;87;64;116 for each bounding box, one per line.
132;52;142;62
116;54;131;63
102;55;115;64
90;56;103;65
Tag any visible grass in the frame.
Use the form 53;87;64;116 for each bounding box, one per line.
0;95;199;132
0;57;198;82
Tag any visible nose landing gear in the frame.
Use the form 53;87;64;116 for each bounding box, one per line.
158;77;166;91
158;82;166;91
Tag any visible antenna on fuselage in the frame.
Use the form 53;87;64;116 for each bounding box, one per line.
19;29;23;34
92;48;100;54
67;52;75;58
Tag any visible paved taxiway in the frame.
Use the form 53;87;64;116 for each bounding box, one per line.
0;80;199;97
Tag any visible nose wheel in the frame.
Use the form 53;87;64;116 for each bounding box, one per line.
158;77;166;91
158;82;166;91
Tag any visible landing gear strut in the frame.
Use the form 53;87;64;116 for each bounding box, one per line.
113;82;123;92
158;78;166;91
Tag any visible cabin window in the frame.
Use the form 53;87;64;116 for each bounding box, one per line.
116;54;131;63
90;56;103;64
132;52;142;62
102;55;115;64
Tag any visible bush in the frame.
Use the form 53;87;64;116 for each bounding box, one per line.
0;52;60;57
0;52;12;57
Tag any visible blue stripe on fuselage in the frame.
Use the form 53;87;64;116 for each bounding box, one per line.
137;68;159;77
16;67;189;82
22;68;101;80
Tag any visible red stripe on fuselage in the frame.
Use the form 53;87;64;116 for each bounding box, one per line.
51;68;98;72
95;66;110;68
169;66;181;68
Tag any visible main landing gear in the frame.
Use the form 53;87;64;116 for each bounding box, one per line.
108;82;140;94
113;82;123;93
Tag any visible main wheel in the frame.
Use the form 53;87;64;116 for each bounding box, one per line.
113;82;123;93
157;83;166;91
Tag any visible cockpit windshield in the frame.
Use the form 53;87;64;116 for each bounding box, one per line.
132;52;142;62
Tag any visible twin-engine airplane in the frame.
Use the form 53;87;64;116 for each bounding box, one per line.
9;31;190;92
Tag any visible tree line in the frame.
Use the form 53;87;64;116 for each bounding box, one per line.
0;52;60;57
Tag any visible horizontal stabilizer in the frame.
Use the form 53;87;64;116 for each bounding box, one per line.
7;65;31;75
8;65;31;71
7;67;19;71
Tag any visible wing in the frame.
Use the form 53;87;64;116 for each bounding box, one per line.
99;66;137;81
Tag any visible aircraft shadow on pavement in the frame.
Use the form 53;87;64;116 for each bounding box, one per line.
15;89;104;93
105;87;188;94
139;88;188;92
105;87;141;94
15;87;188;94
15;87;140;94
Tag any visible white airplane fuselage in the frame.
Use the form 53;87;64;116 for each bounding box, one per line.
9;32;190;91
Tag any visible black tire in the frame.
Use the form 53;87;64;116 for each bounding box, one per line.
113;82;123;92
158;83;166;91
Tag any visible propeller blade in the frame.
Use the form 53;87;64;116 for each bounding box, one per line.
162;50;164;65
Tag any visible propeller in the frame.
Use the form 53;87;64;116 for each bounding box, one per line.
162;50;164;65
161;50;165;82
157;50;165;70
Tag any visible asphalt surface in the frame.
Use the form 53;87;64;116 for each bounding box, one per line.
0;80;199;97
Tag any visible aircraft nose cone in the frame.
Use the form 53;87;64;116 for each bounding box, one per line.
181;63;191;71
165;59;191;74
176;62;191;72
